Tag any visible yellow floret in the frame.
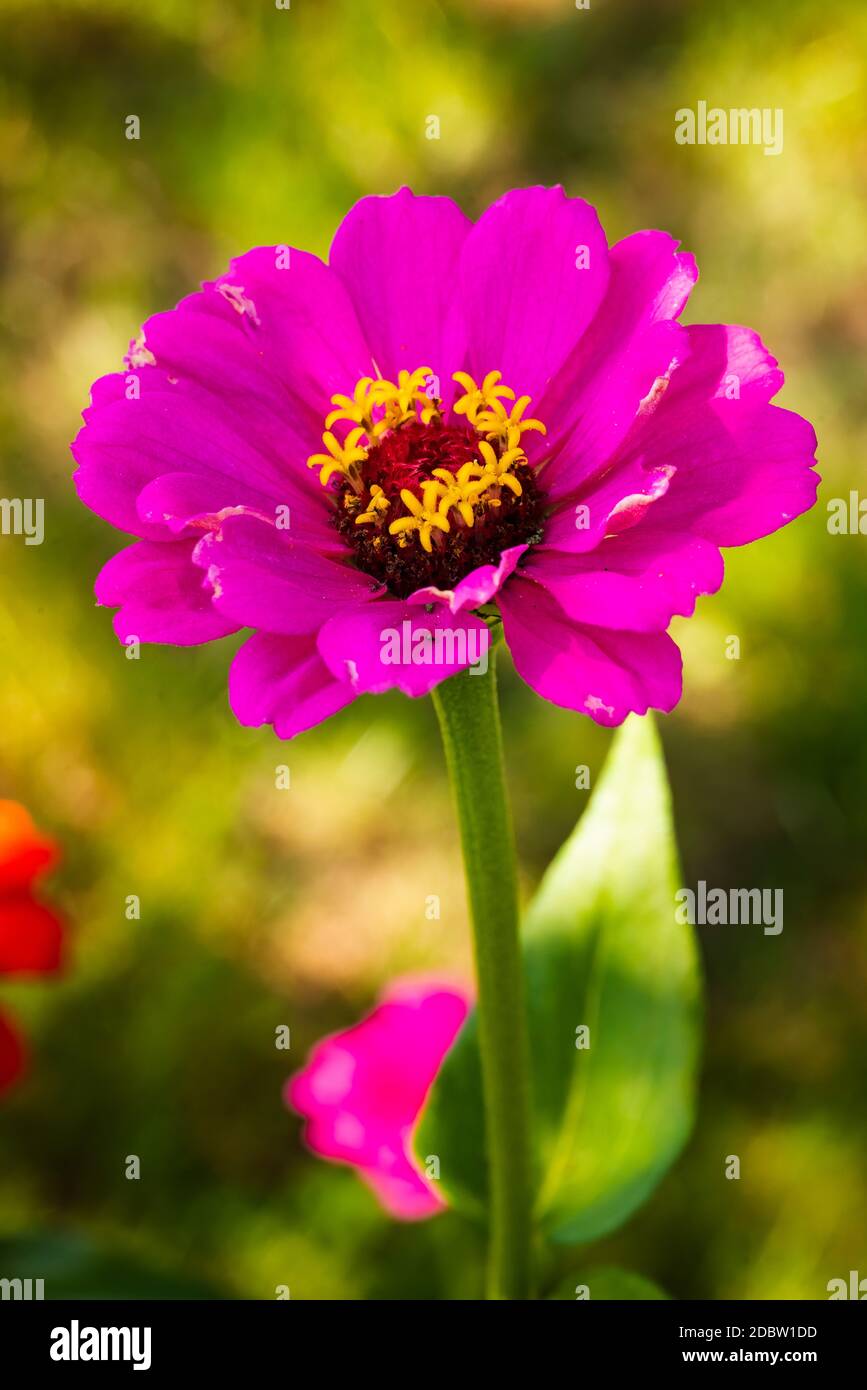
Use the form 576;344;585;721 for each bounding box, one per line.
388;480;450;553
452;370;516;425
306;427;368;489
476;394;547;447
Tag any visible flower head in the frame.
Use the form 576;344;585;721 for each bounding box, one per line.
286;977;470;1220
72;187;819;736
0;801;64;1094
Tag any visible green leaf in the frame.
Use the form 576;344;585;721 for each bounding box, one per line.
416;713;701;1244
548;1266;670;1300
526;711;701;1242
414;1008;487;1222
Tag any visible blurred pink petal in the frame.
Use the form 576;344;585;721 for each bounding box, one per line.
286;977;470;1220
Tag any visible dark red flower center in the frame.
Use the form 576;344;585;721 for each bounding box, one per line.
307;368;547;600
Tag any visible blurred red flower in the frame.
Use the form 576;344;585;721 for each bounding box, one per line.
0;801;64;1094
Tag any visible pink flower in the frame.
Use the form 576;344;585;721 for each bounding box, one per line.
286;978;470;1220
72;187;819;735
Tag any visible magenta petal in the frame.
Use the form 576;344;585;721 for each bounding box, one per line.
525;529;724;631
286;977;470;1221
131;293;338;476
407;543;527;614
661;323;784;406
73;248;376;542
452;186;609;404
656;405;820;545
602;324;818;546
203;247;375;422
541;457;676;555
135;471;339;551
633;369;819;543
229;631;356;739
329;188;470;381
499;575;682;724
536;229;698;496
95;541;238;646
538;320;687;501
356;1163;445;1221
73;388;308;541
603;230;697;324
317;601;491;697
193;514;382;635
136;472;274;536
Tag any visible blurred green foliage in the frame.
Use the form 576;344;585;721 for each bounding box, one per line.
0;0;865;1298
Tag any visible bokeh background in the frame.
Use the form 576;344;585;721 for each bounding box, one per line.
0;0;865;1299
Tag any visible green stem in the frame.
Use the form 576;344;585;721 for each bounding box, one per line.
432;640;534;1300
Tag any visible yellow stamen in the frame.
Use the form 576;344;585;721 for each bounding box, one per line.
419;394;442;426
307;427;368;490
388;480;449;553
477;440;525;497
369;367;434;435
354;484;390;526
325;377;378;432
309;366;545;562
432;463;490;527
452;370;516;425
476;394;547;447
